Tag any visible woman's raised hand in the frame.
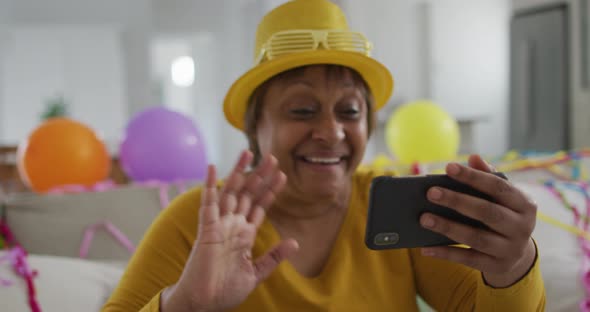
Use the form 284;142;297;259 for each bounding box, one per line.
163;151;299;312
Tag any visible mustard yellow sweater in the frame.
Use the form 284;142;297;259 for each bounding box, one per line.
103;170;545;311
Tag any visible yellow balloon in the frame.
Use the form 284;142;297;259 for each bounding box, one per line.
385;100;460;164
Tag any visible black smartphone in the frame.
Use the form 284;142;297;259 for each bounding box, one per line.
364;172;508;250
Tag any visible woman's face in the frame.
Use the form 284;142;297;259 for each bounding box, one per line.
256;66;369;199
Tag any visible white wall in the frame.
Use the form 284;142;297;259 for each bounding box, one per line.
430;0;511;155
9;0;154;115
151;38;195;115
0;26;127;149
344;0;425;106
153;0;228;34
0;0;154;144
340;0;510;158
337;0;429;161
513;0;590;149
0;1;10;143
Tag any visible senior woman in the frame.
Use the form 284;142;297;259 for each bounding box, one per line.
103;0;545;311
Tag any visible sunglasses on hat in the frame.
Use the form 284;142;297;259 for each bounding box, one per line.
255;29;373;65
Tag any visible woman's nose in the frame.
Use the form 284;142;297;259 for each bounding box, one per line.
311;115;345;143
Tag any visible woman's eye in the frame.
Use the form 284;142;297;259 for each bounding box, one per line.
340;107;360;118
290;107;315;116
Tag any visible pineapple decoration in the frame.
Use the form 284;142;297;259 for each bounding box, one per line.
18;94;111;193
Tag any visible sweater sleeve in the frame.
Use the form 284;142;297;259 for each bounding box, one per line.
139;290;164;312
410;241;546;311
101;187;202;312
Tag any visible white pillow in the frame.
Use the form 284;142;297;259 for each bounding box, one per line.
0;251;124;312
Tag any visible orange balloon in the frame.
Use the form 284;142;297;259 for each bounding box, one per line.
17;118;111;193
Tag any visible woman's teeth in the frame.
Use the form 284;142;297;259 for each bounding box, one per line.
303;157;341;164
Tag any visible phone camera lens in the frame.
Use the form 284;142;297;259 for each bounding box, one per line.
375;232;399;245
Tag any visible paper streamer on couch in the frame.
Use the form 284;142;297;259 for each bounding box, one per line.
0;219;42;312
537;212;590;241
542;181;590;311
79;221;136;259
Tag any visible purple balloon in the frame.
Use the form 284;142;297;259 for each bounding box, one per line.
119;107;207;182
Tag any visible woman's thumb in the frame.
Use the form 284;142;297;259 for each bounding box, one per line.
254;239;299;282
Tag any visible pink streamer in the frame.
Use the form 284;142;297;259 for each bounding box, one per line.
177;181;188;194
13;247;41;312
0;219;17;246
134;180;192;209
79;221;135;259
0;247;41;312
46;180;117;195
544;181;590;312
159;184;170;209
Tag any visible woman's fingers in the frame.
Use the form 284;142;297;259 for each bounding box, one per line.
445;162;536;215
249;206;266;229
220;151;253;215
420;245;513;275
254;239;299;282
239;154;275;199
254;170;286;211
200;165;219;225
240;154;284;207
235;192;253;215
426;187;520;237
248;171;287;228
224;151;254;192
217;152;286;225
467;154;493;173
238;154;285;220
420;212;511;258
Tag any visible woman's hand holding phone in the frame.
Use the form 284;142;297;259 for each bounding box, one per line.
419;155;537;288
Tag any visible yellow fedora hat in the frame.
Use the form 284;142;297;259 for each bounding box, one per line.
223;0;394;130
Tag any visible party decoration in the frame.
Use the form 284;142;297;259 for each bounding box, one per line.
119;107;207;182
385;100;460;164
371;154;394;170
1;217;41;312
17;118;111;193
40;94;69;121
79;221;135;259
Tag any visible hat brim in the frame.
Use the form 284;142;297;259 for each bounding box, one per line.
223;50;394;130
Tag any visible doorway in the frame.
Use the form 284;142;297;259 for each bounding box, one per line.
509;4;570;151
